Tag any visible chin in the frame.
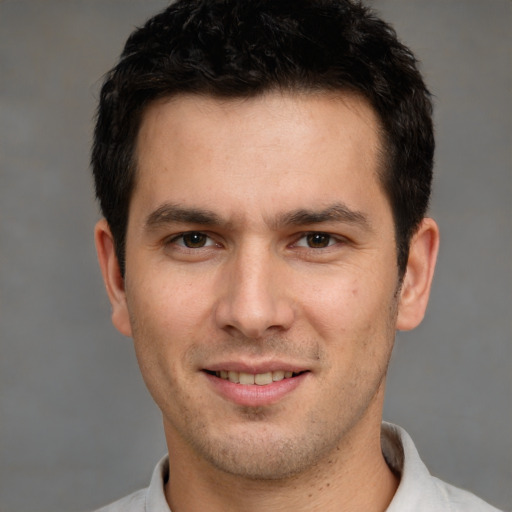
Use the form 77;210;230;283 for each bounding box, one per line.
187;421;337;481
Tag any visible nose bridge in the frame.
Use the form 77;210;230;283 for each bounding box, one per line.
215;239;293;338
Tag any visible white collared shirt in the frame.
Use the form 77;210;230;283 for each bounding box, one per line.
94;423;503;511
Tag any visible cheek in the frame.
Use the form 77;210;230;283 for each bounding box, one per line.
127;287;196;414
300;271;397;349
129;269;214;337
126;268;222;388
299;275;368;332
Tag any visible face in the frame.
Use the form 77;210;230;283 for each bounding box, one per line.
97;92;435;481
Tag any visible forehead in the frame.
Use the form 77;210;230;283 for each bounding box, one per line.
137;91;381;155
131;91;388;227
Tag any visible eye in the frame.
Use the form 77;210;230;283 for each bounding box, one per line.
295;232;337;249
172;232;216;248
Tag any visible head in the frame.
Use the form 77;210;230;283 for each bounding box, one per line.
92;0;434;279
93;0;440;491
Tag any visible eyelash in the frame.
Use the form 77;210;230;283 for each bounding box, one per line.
167;232;218;249
166;231;345;250
293;232;341;249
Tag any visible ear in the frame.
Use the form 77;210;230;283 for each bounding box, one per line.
94;219;132;337
396;217;440;331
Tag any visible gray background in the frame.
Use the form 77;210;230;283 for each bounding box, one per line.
0;1;510;511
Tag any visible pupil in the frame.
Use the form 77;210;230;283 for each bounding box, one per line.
184;232;206;248
307;233;330;248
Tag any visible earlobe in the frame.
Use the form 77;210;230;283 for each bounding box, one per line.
94;219;133;337
396;217;440;331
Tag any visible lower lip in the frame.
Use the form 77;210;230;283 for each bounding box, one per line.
204;372;309;407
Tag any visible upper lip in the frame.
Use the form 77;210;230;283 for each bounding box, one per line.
203;360;310;374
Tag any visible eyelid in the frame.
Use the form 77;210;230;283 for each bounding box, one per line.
163;230;347;250
292;231;346;249
166;231;218;248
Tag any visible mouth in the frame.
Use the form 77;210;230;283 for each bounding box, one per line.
204;370;306;386
202;367;310;406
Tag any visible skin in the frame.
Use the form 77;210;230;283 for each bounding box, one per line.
96;92;439;511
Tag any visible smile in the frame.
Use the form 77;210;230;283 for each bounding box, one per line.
203;368;309;406
214;370;300;385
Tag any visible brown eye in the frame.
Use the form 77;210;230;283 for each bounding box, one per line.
306;233;332;248
181;232;209;248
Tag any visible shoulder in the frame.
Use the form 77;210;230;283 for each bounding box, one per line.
91;455;171;512
92;488;147;512
430;477;504;512
382;423;503;512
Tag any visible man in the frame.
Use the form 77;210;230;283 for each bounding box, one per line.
91;1;501;510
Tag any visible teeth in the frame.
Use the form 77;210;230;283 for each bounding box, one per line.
254;372;272;385
215;370;298;385
272;370;285;381
239;372;255;385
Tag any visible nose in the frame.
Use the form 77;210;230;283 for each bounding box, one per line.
214;244;295;339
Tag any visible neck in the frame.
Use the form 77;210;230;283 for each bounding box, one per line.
164;415;398;512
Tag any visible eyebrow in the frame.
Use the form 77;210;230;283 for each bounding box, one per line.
145;202;372;232
276;203;372;231
145;203;226;230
